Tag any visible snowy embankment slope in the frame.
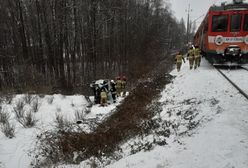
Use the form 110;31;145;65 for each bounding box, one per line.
106;58;248;168
1;58;248;168
0;94;122;168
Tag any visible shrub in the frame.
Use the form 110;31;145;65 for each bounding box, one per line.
0;110;10;125
55;113;71;130
23;94;34;104
0;109;15;138
1;121;15;138
31;98;40;113
47;96;54;104
23;111;38;128
13;100;25;119
14;100;38;128
4;94;13;104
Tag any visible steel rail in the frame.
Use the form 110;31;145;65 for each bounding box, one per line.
215;67;248;100
240;66;248;72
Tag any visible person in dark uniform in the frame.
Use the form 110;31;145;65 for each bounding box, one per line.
94;85;101;104
110;80;117;103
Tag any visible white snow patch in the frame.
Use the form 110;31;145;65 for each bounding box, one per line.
106;58;248;168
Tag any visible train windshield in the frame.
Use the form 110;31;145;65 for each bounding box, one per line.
244;14;248;31
212;15;228;32
230;14;242;32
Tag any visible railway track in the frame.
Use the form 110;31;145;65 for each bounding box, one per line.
240;66;248;72
215;66;248;100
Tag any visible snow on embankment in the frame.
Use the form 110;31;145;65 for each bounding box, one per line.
0;94;119;168
106;58;248;168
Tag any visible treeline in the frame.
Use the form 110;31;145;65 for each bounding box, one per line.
0;0;186;93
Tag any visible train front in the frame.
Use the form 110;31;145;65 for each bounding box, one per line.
207;1;248;64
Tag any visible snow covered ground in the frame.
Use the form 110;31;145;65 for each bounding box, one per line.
221;68;248;94
106;58;248;168
0;94;124;168
1;58;248;168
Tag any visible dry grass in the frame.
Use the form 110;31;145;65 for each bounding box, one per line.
35;57;174;165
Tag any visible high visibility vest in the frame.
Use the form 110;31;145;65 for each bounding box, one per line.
116;80;122;89
194;48;201;57
101;91;107;98
188;49;194;59
121;80;126;89
175;54;184;63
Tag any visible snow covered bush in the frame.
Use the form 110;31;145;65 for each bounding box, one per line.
31;98;40;113
46;96;54;104
32;130;63;167
4;94;13;104
55;113;71;130
13;100;25;119
23;111;38;128
0;97;4;104
1;120;15;138
23;94;34;104
14;100;38;128
0;107;8;124
0;109;15;138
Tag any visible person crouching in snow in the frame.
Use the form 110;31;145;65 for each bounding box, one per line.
175;51;185;72
100;88;108;106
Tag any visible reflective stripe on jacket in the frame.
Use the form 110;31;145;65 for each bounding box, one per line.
101;91;107;98
188;49;194;59
194;48;201;57
116;80;122;89
175;54;184;63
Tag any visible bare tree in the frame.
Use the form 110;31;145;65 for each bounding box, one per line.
0;0;186;93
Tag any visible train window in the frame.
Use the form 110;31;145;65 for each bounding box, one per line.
212;15;228;32
244;14;248;31
230;14;242;32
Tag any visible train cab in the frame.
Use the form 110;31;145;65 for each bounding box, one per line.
194;0;248;64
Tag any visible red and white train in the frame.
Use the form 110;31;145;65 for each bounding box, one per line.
194;0;248;64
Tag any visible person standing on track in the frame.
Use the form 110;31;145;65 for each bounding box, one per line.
175;51;185;72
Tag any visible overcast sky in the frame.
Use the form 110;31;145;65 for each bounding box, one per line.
169;0;248;28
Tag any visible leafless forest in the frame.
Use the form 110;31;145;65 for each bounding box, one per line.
0;0;188;94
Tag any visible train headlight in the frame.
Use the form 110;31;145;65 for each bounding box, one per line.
215;35;224;46
244;35;248;45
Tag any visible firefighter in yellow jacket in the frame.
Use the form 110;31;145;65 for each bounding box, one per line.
187;47;195;70
194;46;201;68
175;51;185;72
100;88;108;106
115;76;122;97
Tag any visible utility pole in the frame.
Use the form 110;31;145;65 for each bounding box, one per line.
186;4;192;46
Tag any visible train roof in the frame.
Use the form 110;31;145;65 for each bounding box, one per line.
209;2;248;11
